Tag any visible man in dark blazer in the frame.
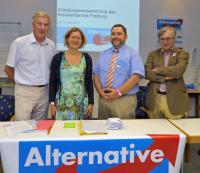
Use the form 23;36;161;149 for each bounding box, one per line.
145;26;189;119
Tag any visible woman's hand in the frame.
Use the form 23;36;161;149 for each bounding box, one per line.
50;104;56;119
85;104;93;118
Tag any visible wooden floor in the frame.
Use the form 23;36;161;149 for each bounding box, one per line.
183;144;200;173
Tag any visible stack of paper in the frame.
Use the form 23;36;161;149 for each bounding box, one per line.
3;120;36;135
79;120;107;135
107;118;122;130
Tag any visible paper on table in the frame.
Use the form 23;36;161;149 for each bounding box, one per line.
107;118;123;130
79;120;107;135
64;122;76;128
36;120;55;133
3;120;36;135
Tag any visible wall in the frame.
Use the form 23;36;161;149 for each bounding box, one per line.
140;0;200;83
1;0;200;82
0;0;56;40
0;0;200;117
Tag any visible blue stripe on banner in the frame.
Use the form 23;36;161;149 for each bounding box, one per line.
19;138;158;173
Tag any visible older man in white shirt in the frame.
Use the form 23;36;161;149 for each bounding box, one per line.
4;11;56;120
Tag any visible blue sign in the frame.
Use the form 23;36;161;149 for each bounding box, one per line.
19;136;180;173
157;19;183;30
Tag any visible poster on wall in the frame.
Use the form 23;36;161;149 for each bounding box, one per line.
157;17;183;48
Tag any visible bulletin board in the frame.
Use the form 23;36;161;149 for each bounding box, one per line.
0;22;21;77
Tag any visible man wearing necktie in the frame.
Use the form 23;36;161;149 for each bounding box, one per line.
145;26;189;119
93;24;144;119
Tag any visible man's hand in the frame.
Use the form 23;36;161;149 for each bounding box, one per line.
98;88;110;101
104;88;120;101
4;65;15;82
152;67;159;73
165;76;174;80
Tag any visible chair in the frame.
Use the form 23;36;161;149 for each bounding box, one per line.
0;95;15;121
135;86;148;119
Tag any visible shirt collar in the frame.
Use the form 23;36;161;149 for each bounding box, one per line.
111;44;126;53
30;32;48;45
161;47;175;54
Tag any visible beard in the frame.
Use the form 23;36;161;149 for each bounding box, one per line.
111;39;125;49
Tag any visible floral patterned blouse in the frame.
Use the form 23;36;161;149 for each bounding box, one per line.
55;53;88;120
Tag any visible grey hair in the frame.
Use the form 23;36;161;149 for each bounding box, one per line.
158;26;176;39
32;11;51;23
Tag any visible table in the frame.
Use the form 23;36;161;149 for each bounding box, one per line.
188;89;200;118
168;118;200;162
0;120;186;173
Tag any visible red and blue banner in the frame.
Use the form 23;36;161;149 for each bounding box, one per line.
19;134;185;173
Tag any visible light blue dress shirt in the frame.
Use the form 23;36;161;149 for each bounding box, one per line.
6;32;56;85
93;44;145;94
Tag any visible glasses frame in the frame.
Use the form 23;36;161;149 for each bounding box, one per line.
159;37;173;43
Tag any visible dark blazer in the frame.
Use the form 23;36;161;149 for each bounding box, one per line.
144;47;190;115
49;51;94;104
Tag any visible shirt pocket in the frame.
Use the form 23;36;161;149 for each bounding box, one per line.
115;59;129;76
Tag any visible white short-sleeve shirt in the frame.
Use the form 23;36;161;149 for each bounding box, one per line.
6;32;56;85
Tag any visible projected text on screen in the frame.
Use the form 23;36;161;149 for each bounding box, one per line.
57;0;140;52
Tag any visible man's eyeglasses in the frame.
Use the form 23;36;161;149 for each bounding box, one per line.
160;37;173;42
